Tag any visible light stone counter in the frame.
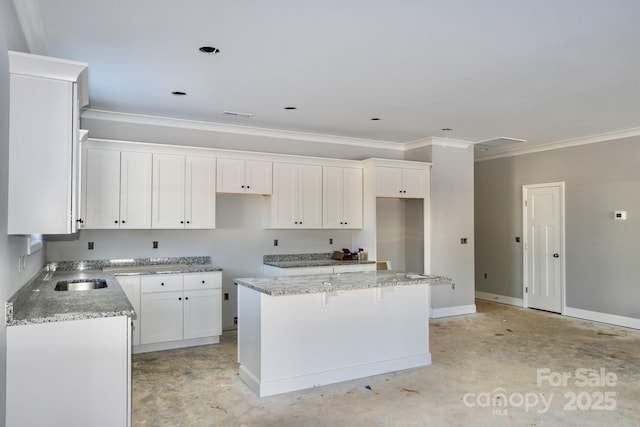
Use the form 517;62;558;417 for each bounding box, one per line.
234;270;452;296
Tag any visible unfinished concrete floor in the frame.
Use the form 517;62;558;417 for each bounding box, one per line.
132;300;640;426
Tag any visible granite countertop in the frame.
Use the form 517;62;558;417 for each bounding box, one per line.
6;270;135;326
263;252;376;269
234;270;452;296
6;256;223;326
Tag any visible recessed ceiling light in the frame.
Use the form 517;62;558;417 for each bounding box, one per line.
199;46;220;55
284;106;297;110
370;117;381;121
172;91;187;96
441;128;453;132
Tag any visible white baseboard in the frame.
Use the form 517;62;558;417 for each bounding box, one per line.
430;304;476;318
475;291;524;307
564;307;640;330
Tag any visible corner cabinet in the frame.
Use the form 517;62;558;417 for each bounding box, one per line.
322;166;363;229
83;148;152;229
216;158;272;194
270;163;323;229
152;154;216;229
7;51;89;234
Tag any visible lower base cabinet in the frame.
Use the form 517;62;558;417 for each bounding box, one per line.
119;271;222;354
7;316;132;427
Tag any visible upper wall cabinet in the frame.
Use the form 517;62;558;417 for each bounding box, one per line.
152;154;216;229
7;51;89;234
322;166;363;229
270;163;322;229
376;166;428;199
216;158;272;195
84;148;152;229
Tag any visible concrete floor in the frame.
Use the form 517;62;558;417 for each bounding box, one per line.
132;300;640;426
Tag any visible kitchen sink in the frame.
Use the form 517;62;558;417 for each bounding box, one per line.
54;279;108;291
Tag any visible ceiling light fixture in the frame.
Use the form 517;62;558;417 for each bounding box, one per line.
284;107;297;110
171;91;187;96
199;46;220;55
370;117;381;121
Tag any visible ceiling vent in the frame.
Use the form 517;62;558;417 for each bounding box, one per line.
476;137;526;150
223;111;254;118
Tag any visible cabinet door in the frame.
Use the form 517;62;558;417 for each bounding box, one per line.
271;163;299;228
322;166;344;228
8;74;76;234
140;291;183;344
297;164;323;229
120;151;152;228
216;158;245;193
183;289;221;340
185;156;216;229
84;148;121;229
376;167;404;198
117;277;141;346
342;167;363;228
245;160;273;195
152;154;185;228
402;168;428;198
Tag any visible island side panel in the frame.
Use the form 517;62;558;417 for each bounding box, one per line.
237;285;263;392
6;316;130;427
243;283;429;397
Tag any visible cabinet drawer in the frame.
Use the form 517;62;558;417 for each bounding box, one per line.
140;274;183;293
184;272;221;290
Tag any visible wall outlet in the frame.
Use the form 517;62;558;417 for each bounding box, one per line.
153;241;158;249
234;316;238;325
274;239;278;246
329;238;333;245
224;293;229;301
460;238;468;244
88;241;94;250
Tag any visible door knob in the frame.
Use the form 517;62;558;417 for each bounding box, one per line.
553;253;559;258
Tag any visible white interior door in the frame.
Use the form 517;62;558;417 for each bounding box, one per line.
523;182;565;313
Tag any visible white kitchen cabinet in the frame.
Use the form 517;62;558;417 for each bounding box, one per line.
7;316;131;427
152;154;216;229
323;166;363;229
185;156;217;229
117;276;142;346
84;149;152;229
376;166;427;198
137;272;222;353
7;51;88;234
270;163;322;229
217;158;272;194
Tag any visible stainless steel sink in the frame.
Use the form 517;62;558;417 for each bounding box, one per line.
54;279;108;291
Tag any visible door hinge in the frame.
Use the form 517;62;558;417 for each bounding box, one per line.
525;286;528;293
524;200;527;207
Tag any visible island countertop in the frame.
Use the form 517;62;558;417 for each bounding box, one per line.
234;270;452;296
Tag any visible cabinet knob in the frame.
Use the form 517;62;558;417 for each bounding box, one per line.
185;297;189;300
122;220;126;224
180;220;184;224
247;185;250;189
114;220;118;224
241;185;245;188
161;283;165;286
403;190;407;193
178;297;182;301
76;218;84;224
186;221;190;224
202;280;205;284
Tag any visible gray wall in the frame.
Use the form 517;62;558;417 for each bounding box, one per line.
475;138;640;318
1;1;47;423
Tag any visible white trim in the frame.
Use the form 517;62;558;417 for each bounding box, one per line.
475;291;523;307
475;127;640;161
11;0;48;55
81;109;405;151
405;136;475;150
430;304;476;318
522;182;566;314
564;307;640;330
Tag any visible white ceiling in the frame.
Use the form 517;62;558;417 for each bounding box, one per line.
13;0;640;157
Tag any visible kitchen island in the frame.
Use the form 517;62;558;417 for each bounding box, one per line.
234;271;451;397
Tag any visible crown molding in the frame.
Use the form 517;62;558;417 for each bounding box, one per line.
12;0;48;55
404;136;475;150
81;109;406;151
475;127;640;161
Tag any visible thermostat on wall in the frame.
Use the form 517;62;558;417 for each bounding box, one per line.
614;211;627;220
